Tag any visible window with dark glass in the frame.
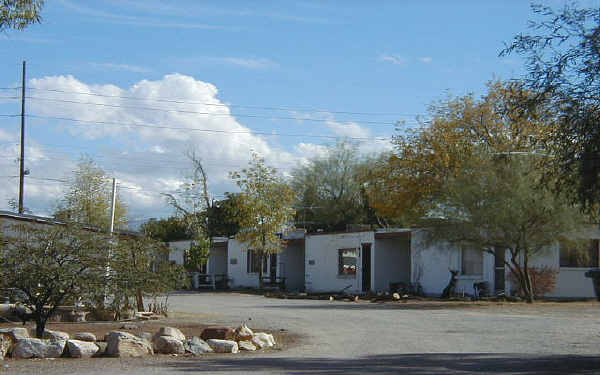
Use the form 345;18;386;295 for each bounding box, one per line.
560;239;599;268
246;250;267;274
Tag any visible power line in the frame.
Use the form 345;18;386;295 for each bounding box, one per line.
25;96;403;126
26;114;396;141
27;87;422;117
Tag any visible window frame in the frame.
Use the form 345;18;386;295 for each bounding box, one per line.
338;248;359;278
559;239;599;268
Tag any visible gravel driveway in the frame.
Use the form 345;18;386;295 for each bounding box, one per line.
3;293;600;374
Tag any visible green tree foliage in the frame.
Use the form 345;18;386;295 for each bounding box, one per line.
230;153;296;282
0;223;108;337
141;217;189;242
291;141;386;232
108;236;187;312
424;153;583;303
55;156;128;230
1;0;44;31
184;236;210;273
502;3;600;213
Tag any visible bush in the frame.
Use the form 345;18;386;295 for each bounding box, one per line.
509;266;558;298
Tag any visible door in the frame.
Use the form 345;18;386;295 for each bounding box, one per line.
494;247;505;294
269;253;277;281
362;243;372;292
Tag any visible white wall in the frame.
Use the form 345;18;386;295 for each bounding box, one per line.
373;237;410;291
305;232;374;293
227;239;260;288
410;230;494;296
278;241;305;291
168;240;189;266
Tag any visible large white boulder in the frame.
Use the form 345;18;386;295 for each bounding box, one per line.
72;332;96;342
206;339;238;354
153;336;185;355
105;331;153;358
0;327;29;341
154;326;186;342
184;337;213;355
252;333;275;349
67;340;100;358
42;329;70;341
13;338;66;359
238;340;257;351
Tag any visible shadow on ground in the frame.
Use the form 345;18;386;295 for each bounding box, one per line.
260;302;489;311
161;353;600;374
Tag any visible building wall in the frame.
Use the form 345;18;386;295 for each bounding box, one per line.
373;237;410;292
227;239;260;288
305;231;374;293
168;240;189;266
278;242;305;291
410;230;494;296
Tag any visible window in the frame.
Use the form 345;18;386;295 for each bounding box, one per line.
338;248;359;277
461;247;483;276
246;250;267;274
560;239;599;268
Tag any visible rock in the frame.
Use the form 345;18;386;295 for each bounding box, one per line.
200;327;234;341
13;338;66;359
93;342;107;357
252;333;275;349
155;326;186;342
206;339;238;354
238;340;256;351
392;293;401;301
153;336;184;355
120;324;139;330
72;332;96;342
233;324;253;342
136;332;153;343
0;334;12;360
66;340;100;358
105;331;153;358
42;329;70;341
184;337;213;355
0;327;29;341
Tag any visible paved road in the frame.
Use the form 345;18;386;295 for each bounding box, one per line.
5;293;600;374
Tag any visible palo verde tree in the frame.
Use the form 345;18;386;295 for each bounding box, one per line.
55;156;128;230
423;152;583;303
502;2;600;214
230;152;296;285
367;81;586;302
0;223;108;337
1;0;44;31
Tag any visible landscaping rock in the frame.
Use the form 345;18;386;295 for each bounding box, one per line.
184;336;213;355
42;329;70;341
238;340;256;351
67;340;100;358
153;336;184;355
0;334;12;359
0;327;29;342
120;324;139;330
73;332;96;342
93;342;107;357
392;293;401;301
105;331;153;358
233;324;253;342
136;332;153;343
206;339;238;353
155;326;186;342
13;338;66;359
200;327;234;341
252;332;275;349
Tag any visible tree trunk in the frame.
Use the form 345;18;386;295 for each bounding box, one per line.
136;290;144;312
523;253;535;303
35;315;46;338
258;255;264;289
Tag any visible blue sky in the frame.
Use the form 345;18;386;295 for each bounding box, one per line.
0;1;553;224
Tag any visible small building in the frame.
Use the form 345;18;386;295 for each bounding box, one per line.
168;237;229;288
227;230;306;291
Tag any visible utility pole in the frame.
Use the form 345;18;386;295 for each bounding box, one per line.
18;61;26;214
109;178;117;234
